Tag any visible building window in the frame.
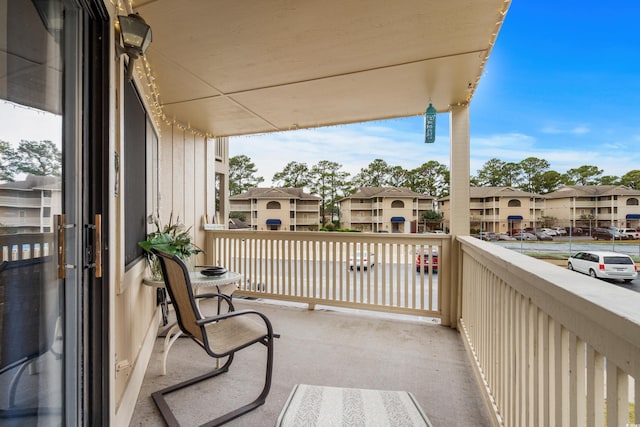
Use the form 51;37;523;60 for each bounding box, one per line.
508;199;521;207
267;201;281;209
391;200;404;208
627;198;639;206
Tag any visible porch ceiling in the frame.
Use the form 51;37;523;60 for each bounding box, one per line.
134;0;510;137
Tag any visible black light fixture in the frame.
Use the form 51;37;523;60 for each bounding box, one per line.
116;13;152;81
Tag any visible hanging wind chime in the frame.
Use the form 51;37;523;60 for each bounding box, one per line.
424;102;437;143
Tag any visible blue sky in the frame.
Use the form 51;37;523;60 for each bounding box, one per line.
232;2;640;186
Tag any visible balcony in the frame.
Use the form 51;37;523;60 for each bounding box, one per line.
130;297;491;426
131;230;640;425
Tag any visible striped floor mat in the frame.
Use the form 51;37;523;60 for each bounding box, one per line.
276;384;432;427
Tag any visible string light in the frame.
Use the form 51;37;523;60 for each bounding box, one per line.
113;0;214;140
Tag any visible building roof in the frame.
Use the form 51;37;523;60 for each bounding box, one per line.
545;185;640;199
440;186;541;201
0;175;61;191
230;187;321;201
341;187;434;201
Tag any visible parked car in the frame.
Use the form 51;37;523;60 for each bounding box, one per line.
551;227;567;235
497;233;515;241
416;249;438;273
591;227;626;240
567;251;637;282
540;228;558;236
618;228;640;239
349;251;375;270
535;232;553;241
477;232;497;241
512;232;537;241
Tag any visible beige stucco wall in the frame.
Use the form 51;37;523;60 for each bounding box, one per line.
444;194;544;233
340;196;432;232
545;195;640;228
255;198;290;230
110;13;224;420
231;196;320;231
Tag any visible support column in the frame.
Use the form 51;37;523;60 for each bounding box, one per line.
444;103;470;329
449;104;470;236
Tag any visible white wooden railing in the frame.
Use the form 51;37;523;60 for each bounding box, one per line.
205;230;640;424
205;230;451;320
0;233;53;261
458;236;640;427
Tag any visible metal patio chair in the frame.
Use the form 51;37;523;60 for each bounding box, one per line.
150;249;275;427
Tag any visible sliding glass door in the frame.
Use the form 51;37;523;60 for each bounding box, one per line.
0;1;108;425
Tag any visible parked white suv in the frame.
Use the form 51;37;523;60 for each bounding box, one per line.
618;228;640;239
568;251;637;282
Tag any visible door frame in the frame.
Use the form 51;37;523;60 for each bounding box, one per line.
73;1;110;425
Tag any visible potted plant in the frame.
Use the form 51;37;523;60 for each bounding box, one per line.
138;212;203;280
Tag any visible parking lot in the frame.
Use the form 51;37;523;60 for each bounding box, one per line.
494;236;640;292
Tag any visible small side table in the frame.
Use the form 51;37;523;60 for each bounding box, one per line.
143;271;243;375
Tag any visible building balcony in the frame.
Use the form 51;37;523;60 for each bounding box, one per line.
0;217;52;228
292;206;319;213
350;216;374;223
130;230;640;426
130;296;490;426
0;196;51;208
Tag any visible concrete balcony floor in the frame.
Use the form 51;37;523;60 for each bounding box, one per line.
129;298;493;426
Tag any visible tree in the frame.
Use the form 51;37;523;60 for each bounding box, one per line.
407;161;449;198
272;161;311;189
353;159;392;187
518;157;550;193
474;158;521;187
596;175;620;185
620;170;640;190
229;211;247;222
422;209;444;230
386;165;409;187
12;140;62;177
229;155;264;195
309;160;350;225
562;165;603;186
502;162;522;187
538;170;563;194
0;140;17;182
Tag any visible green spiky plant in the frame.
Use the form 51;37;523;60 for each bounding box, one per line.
138;212;203;279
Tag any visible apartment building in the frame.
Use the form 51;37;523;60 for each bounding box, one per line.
439;187;544;234
339;187;435;233
544;185;640;230
438;185;640;233
0;175;61;234
230;187;321;231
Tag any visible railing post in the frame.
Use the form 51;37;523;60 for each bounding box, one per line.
441;236;458;328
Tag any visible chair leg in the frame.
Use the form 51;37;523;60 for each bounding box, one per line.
152;336;274;427
152;355;234;427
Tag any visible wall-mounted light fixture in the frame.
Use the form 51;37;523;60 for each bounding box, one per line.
116;13;152;81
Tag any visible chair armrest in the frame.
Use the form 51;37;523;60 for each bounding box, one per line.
196;309;274;337
195;292;233;305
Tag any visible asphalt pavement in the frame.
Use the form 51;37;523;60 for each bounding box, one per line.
493;235;640;291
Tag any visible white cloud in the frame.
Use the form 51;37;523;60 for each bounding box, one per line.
540;125;590;135
232;124;450;186
0;101;62;147
232;121;640;188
